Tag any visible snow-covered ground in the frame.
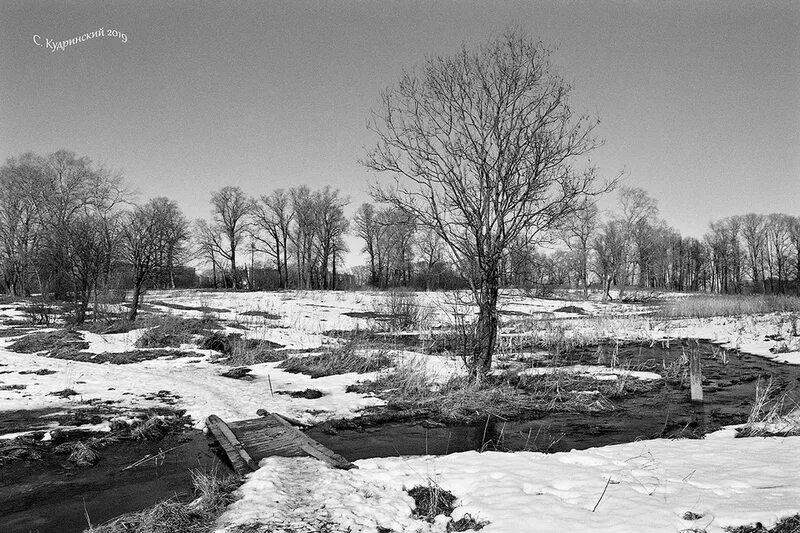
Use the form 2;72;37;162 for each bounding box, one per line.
1;289;799;532
217;429;800;533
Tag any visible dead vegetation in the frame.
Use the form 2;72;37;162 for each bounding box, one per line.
8;329;89;356
736;379;800;438
279;341;394;378
659;294;800;318
85;468;243;533
407;482;488;531
349;363;651;424
135;315;220;348
201;331;284;365
725;514;800;533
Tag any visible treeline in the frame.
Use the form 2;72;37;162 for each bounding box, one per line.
195;185;350;291
0;151;191;321
194;188;468;291
543;187;800;298
3;151;797;309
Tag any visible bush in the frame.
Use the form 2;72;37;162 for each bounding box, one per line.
373;290;431;331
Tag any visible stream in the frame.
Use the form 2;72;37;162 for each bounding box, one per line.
2;342;798;533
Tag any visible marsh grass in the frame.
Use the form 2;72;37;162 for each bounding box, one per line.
8;329;89;355
279;341;394;378
659;294;800;318
355;360;646;423
736;379;800;438
85;468;242;533
202;332;285;365
135;315;220;348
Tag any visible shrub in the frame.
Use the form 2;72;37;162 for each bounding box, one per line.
373;290;431;331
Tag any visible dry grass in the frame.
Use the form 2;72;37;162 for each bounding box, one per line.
736;379;800;438
135;315;220;348
279;341;394;378
354;360;643;424
659;294;800;318
86;468;242;533
725;514;800;533
371;290;433;331
7;329;89;355
407;481;488;531
202;332;285;365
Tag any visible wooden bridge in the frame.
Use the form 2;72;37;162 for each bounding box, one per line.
205;411;355;474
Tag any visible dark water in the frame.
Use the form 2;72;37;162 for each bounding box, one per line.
308;342;800;458
0;430;230;533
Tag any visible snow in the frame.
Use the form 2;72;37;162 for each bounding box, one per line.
0;349;385;429
519;365;663;381
217;431;800;533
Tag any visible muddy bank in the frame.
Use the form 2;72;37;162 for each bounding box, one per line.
309;342;800;458
0;427;230;533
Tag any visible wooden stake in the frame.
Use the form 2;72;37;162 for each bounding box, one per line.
689;347;703;403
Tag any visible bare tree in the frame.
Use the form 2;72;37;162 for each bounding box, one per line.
560;200;598;298
616;186;659;296
789;216;800;296
353;203;383;286
122;198;189;320
312;186;349;289
364;30;609;379
194;219;224;288
593;219;626;300
739;213;767;293
250;189;293;288
210;186;251;289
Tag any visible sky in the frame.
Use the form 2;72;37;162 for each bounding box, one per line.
1;0;798;268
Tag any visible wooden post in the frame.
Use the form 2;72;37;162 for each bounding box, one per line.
689;348;703;403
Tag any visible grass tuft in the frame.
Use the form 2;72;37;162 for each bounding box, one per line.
86;468;243;533
736;379;800;438
407;482;457;522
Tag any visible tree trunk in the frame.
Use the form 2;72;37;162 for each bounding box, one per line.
230;246;237;290
128;283;142;321
470;275;499;381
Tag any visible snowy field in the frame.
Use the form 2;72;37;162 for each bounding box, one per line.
1;289;799;532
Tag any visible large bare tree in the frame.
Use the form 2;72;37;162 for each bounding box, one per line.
364;30;610;379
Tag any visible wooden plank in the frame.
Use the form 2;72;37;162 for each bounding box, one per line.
689;348;703;403
207;412;356;471
206;415;259;475
269;412;355;469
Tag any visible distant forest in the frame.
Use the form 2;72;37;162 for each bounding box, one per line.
1;150;798;321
